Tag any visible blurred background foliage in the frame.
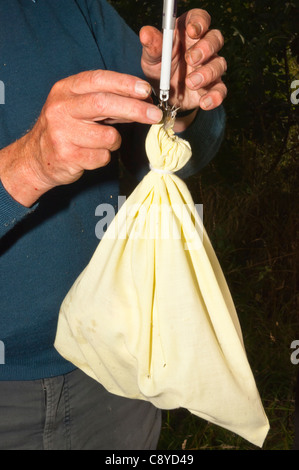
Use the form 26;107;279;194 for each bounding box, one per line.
109;0;298;450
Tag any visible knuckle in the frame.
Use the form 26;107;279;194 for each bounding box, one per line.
206;38;215;56
90;69;105;87
44;98;65;122
200;39;214;58
105;126;121;149
69;70;93;92
79;148;111;170
213;29;225;48
50;79;64;95
213;90;224;106
219;83;228;98
204;65;216;84
115;74;130;94
49;126;65;151
92;92;107;116
219;56;227;72
100;149;111;167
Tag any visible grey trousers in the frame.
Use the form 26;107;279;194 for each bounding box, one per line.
0;368;161;450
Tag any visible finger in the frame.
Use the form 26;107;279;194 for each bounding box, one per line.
75;147;112;171
58;70;152;100
70;122;122;152
184;9;211;39
185;29;224;67
140;26;163;66
198;80;228;110
185;56;227;90
67;91;163;124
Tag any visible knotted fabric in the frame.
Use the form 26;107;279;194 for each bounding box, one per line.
55;123;269;447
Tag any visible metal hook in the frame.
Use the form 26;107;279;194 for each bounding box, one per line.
159;101;180;131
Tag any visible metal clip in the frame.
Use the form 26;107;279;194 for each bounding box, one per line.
159;101;180;131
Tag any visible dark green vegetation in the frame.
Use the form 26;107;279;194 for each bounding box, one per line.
110;0;299;450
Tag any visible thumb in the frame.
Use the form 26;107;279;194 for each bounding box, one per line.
140;26;163;66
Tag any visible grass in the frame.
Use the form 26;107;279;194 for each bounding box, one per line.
158;396;295;450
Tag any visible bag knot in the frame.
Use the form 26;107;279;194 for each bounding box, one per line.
145;123;192;174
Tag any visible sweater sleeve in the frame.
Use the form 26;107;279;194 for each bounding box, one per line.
0;180;37;238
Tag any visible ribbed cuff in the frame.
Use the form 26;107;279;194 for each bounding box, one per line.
0;180;38;237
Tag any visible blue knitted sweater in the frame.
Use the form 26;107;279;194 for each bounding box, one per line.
0;0;225;380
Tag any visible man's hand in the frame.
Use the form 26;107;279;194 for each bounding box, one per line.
140;9;227;112
0;70;163;207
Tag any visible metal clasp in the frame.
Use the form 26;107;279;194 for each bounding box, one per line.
159;100;180;131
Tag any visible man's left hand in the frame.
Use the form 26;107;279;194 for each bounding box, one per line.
140;9;227;112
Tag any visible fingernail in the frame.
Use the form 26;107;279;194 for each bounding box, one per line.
135;81;151;97
189;48;203;65
147;106;163;123
202;96;213;109
189;73;204;87
191;23;202;36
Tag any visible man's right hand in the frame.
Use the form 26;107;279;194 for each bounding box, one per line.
0;70;163;207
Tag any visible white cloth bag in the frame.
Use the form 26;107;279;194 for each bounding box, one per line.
55;123;269;447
